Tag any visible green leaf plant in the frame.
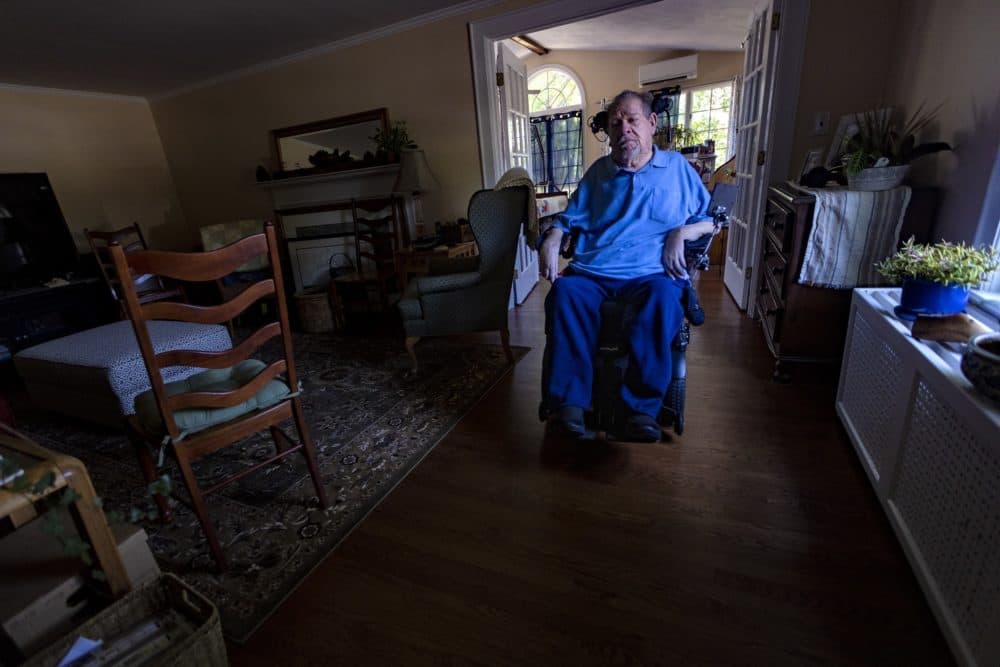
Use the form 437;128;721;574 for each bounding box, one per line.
842;102;952;175
370;121;417;156
0;464;173;583
876;237;1000;288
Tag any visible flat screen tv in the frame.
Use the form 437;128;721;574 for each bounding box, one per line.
0;173;78;290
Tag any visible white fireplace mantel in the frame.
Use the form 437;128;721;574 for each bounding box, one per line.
257;165;417;295
256;164;406;212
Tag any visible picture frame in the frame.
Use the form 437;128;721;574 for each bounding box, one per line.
825;108;892;168
799;148;825;181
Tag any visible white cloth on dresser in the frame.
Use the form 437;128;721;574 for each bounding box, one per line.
793;184;912;289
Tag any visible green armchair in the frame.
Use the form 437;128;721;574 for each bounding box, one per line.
397;186;530;370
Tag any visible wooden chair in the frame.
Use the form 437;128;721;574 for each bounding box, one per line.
331;196;405;317
109;223;327;571
85;223;185;311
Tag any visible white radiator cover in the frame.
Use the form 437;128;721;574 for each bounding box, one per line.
836;288;1000;667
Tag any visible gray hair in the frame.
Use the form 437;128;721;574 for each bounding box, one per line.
609;90;654;117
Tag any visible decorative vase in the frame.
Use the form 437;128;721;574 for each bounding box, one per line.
847;164;910;191
961;332;1000;406
893;278;970;321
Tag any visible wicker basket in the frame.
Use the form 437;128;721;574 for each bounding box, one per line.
26;574;227;667
847;164;910;191
293;288;335;333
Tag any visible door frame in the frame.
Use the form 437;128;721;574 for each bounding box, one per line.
470;0;811;313
469;0;655;187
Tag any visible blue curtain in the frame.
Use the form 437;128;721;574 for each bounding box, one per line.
530;110;583;193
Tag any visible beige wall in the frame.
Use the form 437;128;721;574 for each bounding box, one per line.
885;0;1000;244
149;0;544;248
791;0;999;244
522;49;744;168
0;85;185;251
789;0;899;183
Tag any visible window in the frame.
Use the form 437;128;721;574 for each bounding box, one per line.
676;83;733;158
528;67;584;194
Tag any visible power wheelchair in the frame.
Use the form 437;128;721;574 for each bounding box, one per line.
538;183;736;440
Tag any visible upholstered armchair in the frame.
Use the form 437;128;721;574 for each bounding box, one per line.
397;186;530;370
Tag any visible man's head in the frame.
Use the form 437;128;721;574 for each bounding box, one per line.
608;90;657;169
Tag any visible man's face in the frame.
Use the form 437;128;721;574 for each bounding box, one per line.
609;97;657;167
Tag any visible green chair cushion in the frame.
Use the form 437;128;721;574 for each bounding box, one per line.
134;359;292;440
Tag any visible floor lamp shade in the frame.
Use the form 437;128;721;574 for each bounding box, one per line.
394;149;438;194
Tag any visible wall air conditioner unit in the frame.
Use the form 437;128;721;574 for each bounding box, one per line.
638;54;698;86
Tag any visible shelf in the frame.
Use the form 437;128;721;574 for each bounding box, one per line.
255;164;400;190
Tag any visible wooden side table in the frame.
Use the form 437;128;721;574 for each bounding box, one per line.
395;241;477;290
0;424;130;597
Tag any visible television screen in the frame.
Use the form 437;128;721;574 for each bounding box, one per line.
0;173;78;289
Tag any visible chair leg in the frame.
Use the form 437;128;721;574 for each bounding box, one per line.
404;336;420;371
500;328;514;364
174;448;227;571
128;431;172;523
270;426;289;452
291;397;328;510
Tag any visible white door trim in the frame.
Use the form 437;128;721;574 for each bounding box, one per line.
469;0;656;187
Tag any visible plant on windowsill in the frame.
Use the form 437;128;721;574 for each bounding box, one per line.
840;103;952;191
876;237;999;320
371;121;417;164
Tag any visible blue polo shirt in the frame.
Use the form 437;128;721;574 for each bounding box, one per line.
552;148;711;279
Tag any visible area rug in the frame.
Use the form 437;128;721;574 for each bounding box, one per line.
14;332;527;642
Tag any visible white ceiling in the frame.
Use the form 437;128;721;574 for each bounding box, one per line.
511;0;756;57
0;0;755;98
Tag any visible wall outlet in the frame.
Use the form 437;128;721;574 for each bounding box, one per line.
812;111;830;135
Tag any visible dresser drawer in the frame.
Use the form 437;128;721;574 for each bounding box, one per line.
764;198;794;253
757;279;783;344
762;238;788;296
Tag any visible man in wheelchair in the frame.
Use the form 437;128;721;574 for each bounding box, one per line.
538;90;717;442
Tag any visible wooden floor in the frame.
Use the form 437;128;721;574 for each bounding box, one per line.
227;275;954;666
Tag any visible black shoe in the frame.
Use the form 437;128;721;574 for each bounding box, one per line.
554;406;586;439
624;413;661;443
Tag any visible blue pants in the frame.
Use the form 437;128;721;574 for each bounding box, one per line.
545;271;685;418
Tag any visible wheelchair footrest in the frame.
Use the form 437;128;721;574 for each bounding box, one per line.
658;376;686;436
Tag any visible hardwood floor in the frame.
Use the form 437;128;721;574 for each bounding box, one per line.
226;275;954;666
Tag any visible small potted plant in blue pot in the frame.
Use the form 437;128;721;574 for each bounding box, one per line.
876;237;999;320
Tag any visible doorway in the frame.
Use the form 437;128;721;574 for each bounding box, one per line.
468;0;810;312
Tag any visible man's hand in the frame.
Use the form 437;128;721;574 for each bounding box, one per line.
662;228;688;279
539;227;564;282
662;221;716;279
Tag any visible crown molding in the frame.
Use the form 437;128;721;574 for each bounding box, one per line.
0;81;147;103
152;0;501;101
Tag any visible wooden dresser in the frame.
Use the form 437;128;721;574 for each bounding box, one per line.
755;183;937;381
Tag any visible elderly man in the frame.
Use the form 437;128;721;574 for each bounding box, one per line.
539;89;715;441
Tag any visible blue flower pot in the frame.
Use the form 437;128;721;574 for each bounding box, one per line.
894;278;970;321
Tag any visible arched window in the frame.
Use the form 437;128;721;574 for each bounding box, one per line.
528;67;584;193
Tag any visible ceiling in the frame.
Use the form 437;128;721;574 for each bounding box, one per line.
0;0;755;98
510;0;756;57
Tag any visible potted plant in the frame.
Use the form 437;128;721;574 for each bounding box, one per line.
841;103;952;191
876;237;999;319
371;121;417;163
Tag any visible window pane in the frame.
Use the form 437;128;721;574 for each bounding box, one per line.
691;90;711;113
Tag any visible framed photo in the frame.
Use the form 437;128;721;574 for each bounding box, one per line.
799;148;825;181
825;108;892;167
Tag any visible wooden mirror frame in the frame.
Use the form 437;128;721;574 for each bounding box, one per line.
270;108;390;178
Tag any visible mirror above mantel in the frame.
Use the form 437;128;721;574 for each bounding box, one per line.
270;108;391;179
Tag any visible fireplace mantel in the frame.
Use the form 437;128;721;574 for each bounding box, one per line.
256;164;404;212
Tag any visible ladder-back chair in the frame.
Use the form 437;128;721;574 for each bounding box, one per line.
332;196;404;315
109;223;327;570
85;223;185;311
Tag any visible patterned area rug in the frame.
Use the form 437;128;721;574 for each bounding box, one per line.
15;333;527;642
